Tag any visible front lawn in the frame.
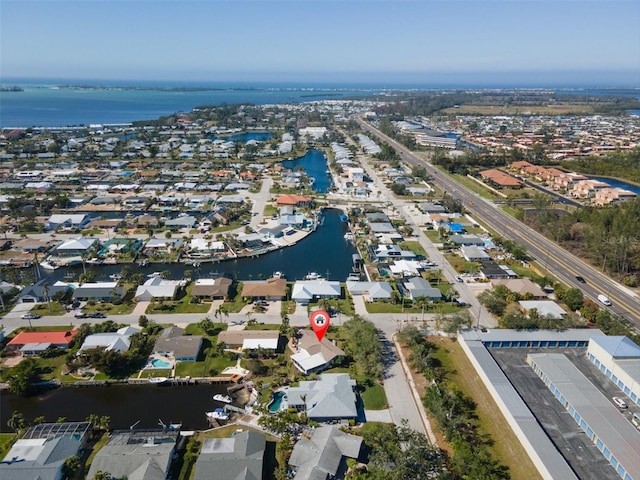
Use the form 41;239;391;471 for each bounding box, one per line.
0;433;16;460
360;383;387;410
31;302;67;316
399;241;427;257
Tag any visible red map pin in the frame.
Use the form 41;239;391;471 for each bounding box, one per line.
310;309;330;342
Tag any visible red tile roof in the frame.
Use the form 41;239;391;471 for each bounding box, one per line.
8;330;78;347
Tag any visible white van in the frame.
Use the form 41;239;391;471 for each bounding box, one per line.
598;294;612;306
613;396;627;409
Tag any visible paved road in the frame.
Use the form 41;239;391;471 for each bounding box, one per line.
357;117;640;325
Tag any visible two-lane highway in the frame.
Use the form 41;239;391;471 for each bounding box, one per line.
357;117;640;326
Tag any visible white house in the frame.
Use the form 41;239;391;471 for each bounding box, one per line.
78;326;141;354
134;277;184;301
291;280;341;305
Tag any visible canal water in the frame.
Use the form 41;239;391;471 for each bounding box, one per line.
0;383;234;433
38;208;357;283
282;149;332;193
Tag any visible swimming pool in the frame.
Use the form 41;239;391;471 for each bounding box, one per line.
267;391;288;413
151;358;171;368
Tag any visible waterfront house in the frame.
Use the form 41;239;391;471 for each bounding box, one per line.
87;429;180;480
286;373;358;422
371;244;416;262
291;280;341;305
45;213;91;231
142;238;182;256
153;326;202;362
194;430;266;480
345;281;393;301
288;425;363;480
134;277;184;301
241;277;287;301
402;277;442;301
52;237;97;257
0;422;90;480
71;281;125;302
78;326;140;354
191;277;233;300
7;329;78;356
276;194;312;207
165;215;198;229
217;330;281;352
291;329;345;375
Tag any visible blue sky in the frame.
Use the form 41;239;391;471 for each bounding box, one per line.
1;0;639;86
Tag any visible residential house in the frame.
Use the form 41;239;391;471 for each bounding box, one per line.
7;329;78;356
19;279;71;303
45;213;91;231
241;277;287;301
491;278;548;299
135;277;184;301
153;326;202;362
291;329;345;375
479;262;518;280
461;245;491;262
291;280;341;305
143;238;182;255
165;215;198;229
71;281;125;301
217;330;281;352
276;194;312;207
479;169;523;188
0;423;90;480
371;244;416;261
52;237;97;257
289;425;363;480
194;430;266;480
87;429;180;480
345;281;393;302
403;277;442;301
286;373;358;422
191;277;233;300
449;234;486;246
78;326;140;354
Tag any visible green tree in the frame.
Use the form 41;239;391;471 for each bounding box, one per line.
7;411;26;433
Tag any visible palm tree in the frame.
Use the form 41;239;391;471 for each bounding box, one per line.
42;281;51;312
414;296;430;322
7;411;26;434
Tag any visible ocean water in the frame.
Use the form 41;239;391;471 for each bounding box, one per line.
0;82;380;128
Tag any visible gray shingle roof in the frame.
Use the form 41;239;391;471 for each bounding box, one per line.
194;430;265;480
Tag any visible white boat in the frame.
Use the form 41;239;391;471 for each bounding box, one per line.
147;272;162;278
305;272;323;280
109;274;122;280
148;376;169;385
213;394;233;403
272;271;284;279
39;261;59;270
206;408;230;421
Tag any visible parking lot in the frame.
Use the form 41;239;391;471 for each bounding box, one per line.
490;348;628;480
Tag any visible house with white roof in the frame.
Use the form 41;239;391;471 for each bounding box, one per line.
345;281;393;301
78;326;141;354
291;280;341;305
134;277;184;301
519;300;567;319
52;237;97;257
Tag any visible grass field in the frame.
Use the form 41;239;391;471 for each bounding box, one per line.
0;433;16;460
360;383;388;410
430;336;542;480
440;103;595;115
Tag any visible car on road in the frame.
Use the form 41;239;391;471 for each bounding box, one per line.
87;312;107;319
454;275;463;283
575;276;586;284
74;312;88;319
22;313;41;320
